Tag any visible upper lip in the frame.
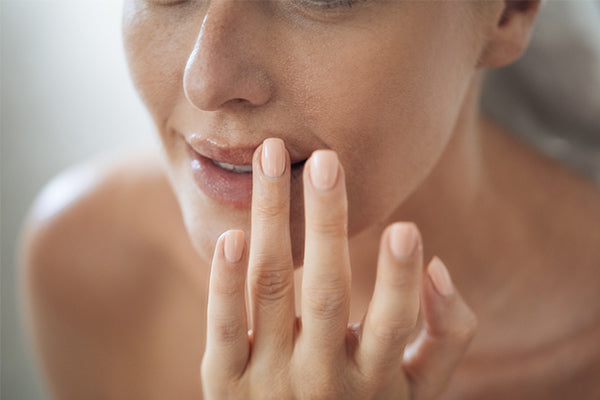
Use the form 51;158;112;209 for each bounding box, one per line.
187;134;309;166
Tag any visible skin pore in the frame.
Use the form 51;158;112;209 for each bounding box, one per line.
122;0;490;269
21;0;600;399
121;0;600;390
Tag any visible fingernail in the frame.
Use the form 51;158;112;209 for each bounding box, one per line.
261;138;286;178
223;230;245;263
428;257;454;297
389;223;418;261
309;150;339;191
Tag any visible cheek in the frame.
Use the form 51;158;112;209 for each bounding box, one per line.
123;9;229;263
122;7;193;132
281;14;476;235
122;1;479;262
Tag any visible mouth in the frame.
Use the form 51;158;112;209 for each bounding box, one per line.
185;140;308;208
210;158;308;174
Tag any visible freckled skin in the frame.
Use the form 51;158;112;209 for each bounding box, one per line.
122;0;485;267
21;1;600;399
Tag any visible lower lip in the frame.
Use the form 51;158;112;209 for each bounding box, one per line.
186;144;305;208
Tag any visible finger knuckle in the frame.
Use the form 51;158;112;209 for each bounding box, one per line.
385;274;421;294
369;314;417;344
466;310;478;333
210;316;246;344
249;267;293;302
372;321;413;345
304;284;349;320
212;272;245;296
255;202;287;220
310;219;348;238
455;312;478;343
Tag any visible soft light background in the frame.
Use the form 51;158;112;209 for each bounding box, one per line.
2;1;155;398
1;1;599;399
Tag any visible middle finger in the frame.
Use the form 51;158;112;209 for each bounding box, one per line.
300;150;351;360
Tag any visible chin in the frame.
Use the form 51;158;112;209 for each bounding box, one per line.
184;222;306;271
182;203;307;270
172;144;309;269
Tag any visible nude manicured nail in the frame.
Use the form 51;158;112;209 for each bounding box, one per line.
224;230;245;264
310;150;339;191
261;138;286;178
389;223;418;261
428;257;454;297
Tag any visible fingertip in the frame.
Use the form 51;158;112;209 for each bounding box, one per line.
422;256;478;340
308;150;340;192
427;256;454;297
223;230;246;264
402;258;477;400
262;138;287;179
387;222;421;262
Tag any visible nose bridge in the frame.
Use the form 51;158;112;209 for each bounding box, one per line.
197;2;239;59
183;1;271;111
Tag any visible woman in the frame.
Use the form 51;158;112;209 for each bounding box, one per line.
20;0;600;398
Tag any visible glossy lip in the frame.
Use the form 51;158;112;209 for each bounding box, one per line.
187;134;308;166
186;143;253;208
185;139;307;209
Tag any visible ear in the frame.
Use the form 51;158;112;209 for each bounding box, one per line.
477;0;542;69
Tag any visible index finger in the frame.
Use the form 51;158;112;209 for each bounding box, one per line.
247;138;296;359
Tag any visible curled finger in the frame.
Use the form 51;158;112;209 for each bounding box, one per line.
402;256;478;400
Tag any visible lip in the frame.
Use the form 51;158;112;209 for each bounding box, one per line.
188;134;307;166
185;140;307;209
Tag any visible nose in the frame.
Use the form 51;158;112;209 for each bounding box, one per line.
183;1;273;112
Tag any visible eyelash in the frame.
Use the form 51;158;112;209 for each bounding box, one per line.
145;0;188;5
146;0;366;9
304;0;364;8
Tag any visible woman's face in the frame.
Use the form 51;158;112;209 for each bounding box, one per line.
123;0;487;266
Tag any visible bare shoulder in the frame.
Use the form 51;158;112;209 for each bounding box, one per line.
19;147;206;399
23;146;185;246
20;146;185;308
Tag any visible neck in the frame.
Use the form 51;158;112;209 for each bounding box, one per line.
347;70;509;307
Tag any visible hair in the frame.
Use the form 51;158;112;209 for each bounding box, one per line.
481;0;600;183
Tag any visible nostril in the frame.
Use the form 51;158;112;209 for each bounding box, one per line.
225;98;251;107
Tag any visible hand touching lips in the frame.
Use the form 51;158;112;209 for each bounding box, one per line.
186;137;308;208
201;138;478;399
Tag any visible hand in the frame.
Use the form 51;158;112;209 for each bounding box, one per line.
201;138;477;399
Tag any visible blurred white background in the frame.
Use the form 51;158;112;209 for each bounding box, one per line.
2;1;155;398
1;1;599;399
